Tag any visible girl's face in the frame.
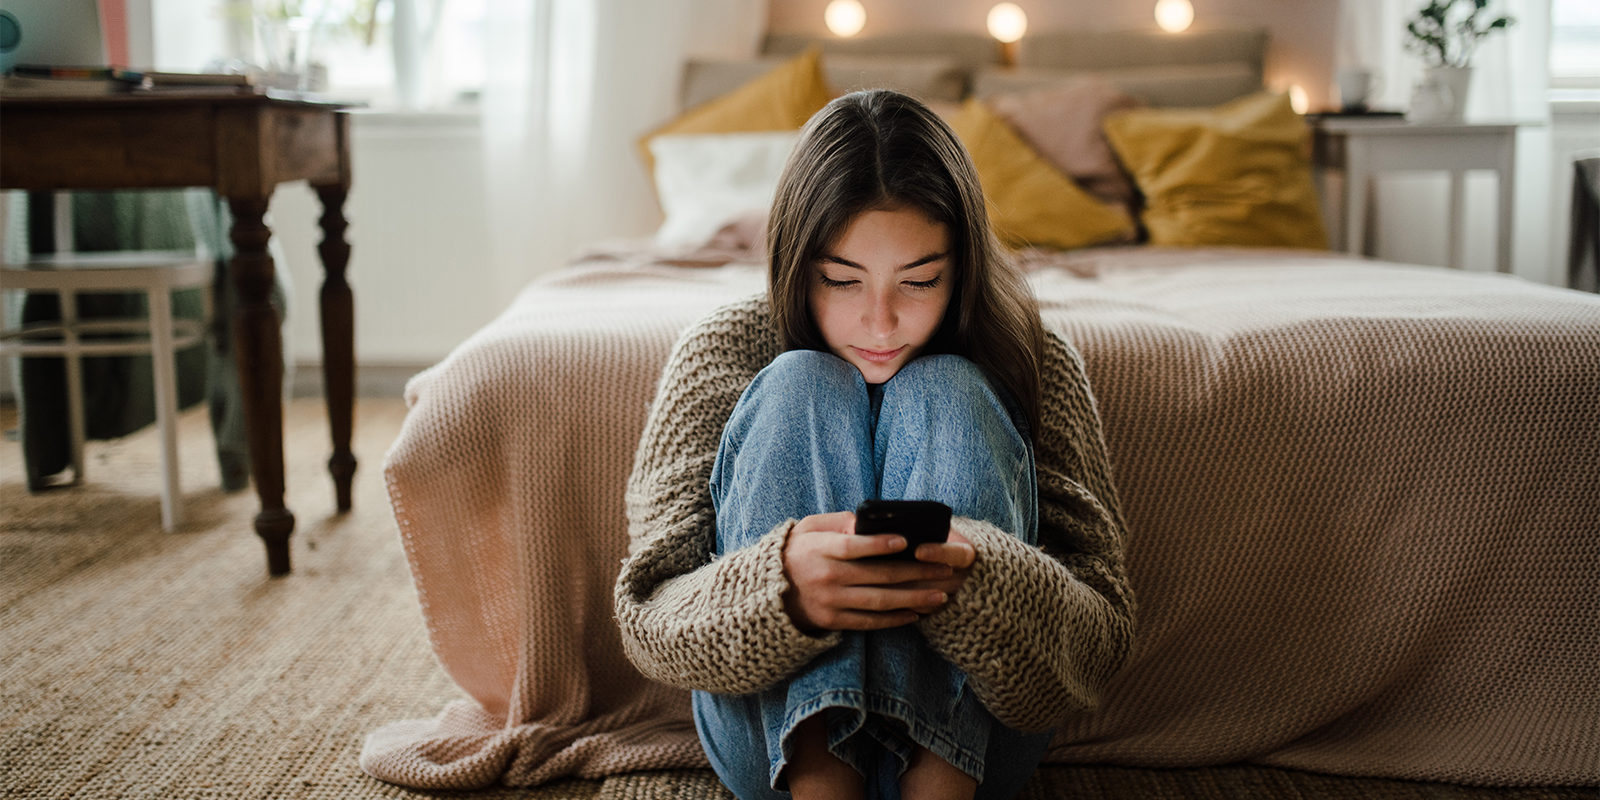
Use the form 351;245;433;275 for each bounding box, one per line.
808;206;954;384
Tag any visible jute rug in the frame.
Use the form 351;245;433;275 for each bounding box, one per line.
0;399;1586;799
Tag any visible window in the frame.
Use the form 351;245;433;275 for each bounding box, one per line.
1550;0;1600;94
305;0;486;109
166;0;485;109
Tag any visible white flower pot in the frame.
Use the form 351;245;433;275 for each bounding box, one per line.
1408;66;1473;123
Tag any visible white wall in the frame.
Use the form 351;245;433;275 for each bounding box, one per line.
267;112;496;368
768;0;1341;110
149;0;231;72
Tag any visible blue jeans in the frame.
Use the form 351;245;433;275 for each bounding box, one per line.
698;350;1053;800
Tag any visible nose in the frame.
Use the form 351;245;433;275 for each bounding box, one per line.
863;287;897;340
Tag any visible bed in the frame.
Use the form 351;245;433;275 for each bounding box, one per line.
359;29;1600;791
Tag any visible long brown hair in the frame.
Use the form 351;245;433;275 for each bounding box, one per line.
767;90;1045;434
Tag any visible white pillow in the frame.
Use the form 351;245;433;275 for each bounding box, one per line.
649;131;799;249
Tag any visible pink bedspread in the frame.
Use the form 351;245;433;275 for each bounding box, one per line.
362;246;1599;789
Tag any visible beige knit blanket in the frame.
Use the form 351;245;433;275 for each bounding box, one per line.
362;246;1600;790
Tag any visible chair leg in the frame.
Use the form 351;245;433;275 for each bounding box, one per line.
60;290;86;486
148;287;183;532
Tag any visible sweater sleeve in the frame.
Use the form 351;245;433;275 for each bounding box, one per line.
917;332;1136;733
614;298;842;694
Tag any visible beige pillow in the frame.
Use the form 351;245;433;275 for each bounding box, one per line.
988;77;1143;212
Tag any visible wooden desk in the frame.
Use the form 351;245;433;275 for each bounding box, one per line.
0;91;355;577
1313;118;1517;273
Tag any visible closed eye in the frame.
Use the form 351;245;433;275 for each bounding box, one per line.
819;275;858;288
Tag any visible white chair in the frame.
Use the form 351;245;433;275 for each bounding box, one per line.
0;251;213;531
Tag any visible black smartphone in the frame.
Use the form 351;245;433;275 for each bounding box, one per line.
855;500;952;561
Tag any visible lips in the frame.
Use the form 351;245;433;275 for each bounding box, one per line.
853;346;906;363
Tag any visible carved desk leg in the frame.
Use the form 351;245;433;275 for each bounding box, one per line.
316;184;357;511
229;196;296;576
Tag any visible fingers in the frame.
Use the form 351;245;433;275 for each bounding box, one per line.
796;516;972;567
833;585;947;612
912;540;976;569
792;511;857;536
792;529;947;575
907;537;975;615
823;609;922;630
804;585;949;630
782;515;972;632
800;551;952;588
834;531;910;560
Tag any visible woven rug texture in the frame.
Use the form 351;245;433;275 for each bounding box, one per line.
0;399;1588;799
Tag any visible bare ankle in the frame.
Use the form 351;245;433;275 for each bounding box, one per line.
785;715;864;800
900;746;977;800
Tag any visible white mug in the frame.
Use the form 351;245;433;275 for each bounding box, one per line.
1337;67;1380;112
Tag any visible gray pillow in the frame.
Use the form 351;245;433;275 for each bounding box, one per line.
762;31;998;74
973;63;1261;109
680;55;967;111
1018;28;1267;82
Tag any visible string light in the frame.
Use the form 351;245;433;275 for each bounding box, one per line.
1154;0;1194;33
825;0;866;38
987;3;1028;44
1288;85;1309;114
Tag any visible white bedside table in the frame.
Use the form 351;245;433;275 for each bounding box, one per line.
1312;118;1518;273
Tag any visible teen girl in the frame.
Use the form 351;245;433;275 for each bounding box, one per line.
615;90;1134;800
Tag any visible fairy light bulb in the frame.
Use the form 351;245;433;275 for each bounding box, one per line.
987;3;1028;44
1154;0;1194;33
825;0;866;38
1288;84;1309;114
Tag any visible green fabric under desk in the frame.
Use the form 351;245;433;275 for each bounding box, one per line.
9;189;292;493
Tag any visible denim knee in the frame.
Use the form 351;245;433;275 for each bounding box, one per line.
709;348;877;554
693;691;788;800
874;354;1036;544
883;354;995;410
757;348;865;400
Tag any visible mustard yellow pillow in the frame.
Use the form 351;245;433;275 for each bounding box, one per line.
948;99;1135;251
1103;92;1329;249
639;49;833;173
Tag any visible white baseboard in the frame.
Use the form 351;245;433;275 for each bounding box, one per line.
292;363;429;399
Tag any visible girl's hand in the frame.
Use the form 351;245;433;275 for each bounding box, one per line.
906;530;974;615
781;511;959;634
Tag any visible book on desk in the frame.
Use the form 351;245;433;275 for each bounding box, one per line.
1;66;257;98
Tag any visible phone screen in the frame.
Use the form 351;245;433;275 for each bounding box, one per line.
855;500;951;560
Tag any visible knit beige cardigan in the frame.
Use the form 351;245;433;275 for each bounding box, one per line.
614;295;1135;733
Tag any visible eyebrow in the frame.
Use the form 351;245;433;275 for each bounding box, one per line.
818;252;949;271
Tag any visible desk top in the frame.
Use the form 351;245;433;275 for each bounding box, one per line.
0;88;354;110
1310;117;1530;135
1;90;351;195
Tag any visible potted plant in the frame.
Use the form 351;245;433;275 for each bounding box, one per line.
1403;0;1515;122
231;1;378;91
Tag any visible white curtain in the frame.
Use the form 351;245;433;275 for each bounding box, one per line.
480;0;766;300
1335;0;1556;281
